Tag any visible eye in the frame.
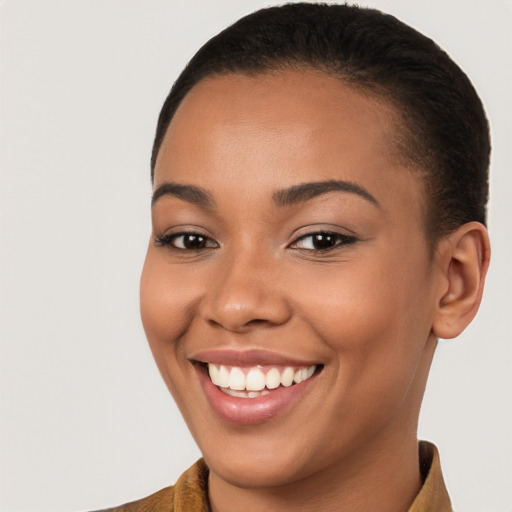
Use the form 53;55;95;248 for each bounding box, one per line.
290;231;357;251
155;232;218;250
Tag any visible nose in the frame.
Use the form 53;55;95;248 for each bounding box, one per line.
201;249;292;333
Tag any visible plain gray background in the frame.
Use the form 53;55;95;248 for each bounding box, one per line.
1;1;511;511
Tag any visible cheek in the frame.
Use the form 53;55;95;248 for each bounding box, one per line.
294;248;434;408
297;256;430;343
139;249;199;376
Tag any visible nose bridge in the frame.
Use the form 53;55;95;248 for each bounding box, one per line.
202;243;290;331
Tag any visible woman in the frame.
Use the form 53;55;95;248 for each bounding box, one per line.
103;3;490;511
4;2;506;511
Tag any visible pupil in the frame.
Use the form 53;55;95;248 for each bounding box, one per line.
185;234;205;248
313;233;336;249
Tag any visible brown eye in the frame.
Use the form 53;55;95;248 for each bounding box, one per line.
291;232;357;251
156;232;218;250
180;234;208;249
310;233;337;250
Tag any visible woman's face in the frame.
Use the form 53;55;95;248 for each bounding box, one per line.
141;71;441;488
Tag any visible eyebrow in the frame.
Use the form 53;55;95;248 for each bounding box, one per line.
151;182;215;208
272;179;380;208
151;178;379;210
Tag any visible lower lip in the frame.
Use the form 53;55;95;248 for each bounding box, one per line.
196;365;317;426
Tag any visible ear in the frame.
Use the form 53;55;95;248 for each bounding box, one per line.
432;222;490;339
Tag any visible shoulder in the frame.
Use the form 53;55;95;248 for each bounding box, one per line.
89;459;210;512
92;485;175;512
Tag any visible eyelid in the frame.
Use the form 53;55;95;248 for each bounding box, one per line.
154;224;357;252
154;228;219;250
288;229;358;251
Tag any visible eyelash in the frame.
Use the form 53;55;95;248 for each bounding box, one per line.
155;232;218;250
289;231;357;252
155;230;357;253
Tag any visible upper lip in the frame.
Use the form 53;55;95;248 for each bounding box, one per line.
190;348;320;367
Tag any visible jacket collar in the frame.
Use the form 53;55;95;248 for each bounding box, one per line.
172;440;452;511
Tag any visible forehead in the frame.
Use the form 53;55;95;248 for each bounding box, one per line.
154;70;423;219
159;70;400;172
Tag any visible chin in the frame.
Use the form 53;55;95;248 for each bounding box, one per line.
204;447;315;490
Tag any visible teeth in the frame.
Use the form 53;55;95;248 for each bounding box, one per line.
215;365;229;388
208;363;219;383
229;367;246;390
294;368;308;384
207;363;317;396
248;390;269;398
281;367;294;387
246;368;266;391
266;368;281;389
223;389;271;398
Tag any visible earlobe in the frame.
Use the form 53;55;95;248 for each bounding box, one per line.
432;222;490;339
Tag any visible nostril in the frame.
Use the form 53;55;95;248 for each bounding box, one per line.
201;286;292;331
207;317;269;332
247;318;267;325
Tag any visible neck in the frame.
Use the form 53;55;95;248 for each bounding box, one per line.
208;432;422;512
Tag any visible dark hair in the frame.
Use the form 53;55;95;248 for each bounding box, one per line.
151;2;490;241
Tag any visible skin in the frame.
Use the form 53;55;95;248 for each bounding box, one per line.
140;70;490;511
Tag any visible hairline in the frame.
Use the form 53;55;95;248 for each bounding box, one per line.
152;65;441;247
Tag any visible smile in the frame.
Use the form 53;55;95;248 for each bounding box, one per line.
208;363;317;398
191;350;322;425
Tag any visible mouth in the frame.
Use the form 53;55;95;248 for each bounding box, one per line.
206;363;318;398
191;351;323;425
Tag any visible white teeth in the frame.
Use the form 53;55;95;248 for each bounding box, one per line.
207;363;318;395
294;368;308;384
218;365;230;388
281;367;295;387
249;390;270;398
246;368;266;391
266;368;281;389
223;388;247;398
208;363;219;383
229;367;246;390
223;388;270;398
